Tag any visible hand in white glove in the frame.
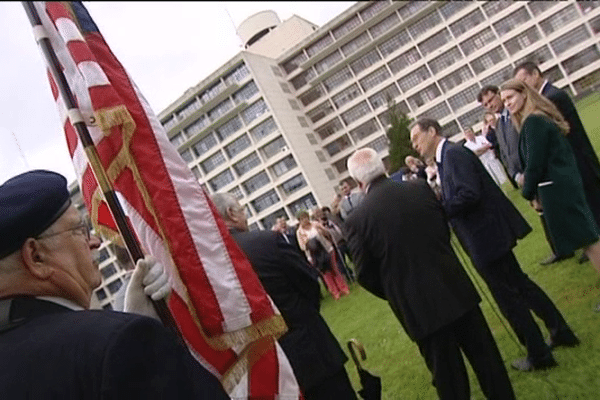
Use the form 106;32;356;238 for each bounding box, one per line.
124;256;171;319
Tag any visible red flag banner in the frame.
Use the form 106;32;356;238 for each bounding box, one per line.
30;2;301;398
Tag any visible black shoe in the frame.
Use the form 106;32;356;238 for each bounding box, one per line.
540;253;574;265
579;253;589;264
511;356;557;372
548;334;580;349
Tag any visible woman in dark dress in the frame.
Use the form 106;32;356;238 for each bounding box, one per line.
500;79;600;292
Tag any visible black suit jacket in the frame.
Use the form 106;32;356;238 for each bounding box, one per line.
344;177;480;342
0;297;228;400
439;141;532;268
542;82;600;225
231;229;348;391
495;108;523;179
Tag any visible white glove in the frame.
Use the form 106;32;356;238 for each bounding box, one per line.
124;256;171;319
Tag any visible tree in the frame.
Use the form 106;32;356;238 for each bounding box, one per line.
385;100;418;174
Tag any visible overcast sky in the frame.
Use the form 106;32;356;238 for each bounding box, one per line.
0;1;356;184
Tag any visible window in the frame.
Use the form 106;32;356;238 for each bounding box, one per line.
350;49;382;76
562;46;600;74
341;101;370;126
398;1;429;20
96;288;107;301
281;174;307;195
590;15;600;35
307;100;335;123
573;69;600;93
271;155;297;177
96;247;110;264
504;26;541;55
408;10;442;41
368;84;400;110
407;84;441;109
442;120;461;137
201;80;226;104
544;65;564;83
280;82;291;94
288;194;317;217
457;107;482;131
397;66;431;92
289;99;300;110
225;134;251;159
185;115;209;137
418;28;452;56
306;34;334;57
388;48;421;75
316;118;344;140
493;7;531;37
378;29;411;58
418;101;450;121
179;148;194;163
250;117;277;142
481;65;513;87
360;0;390;21
438;1;471;20
333;155;351;174
514;45;553;69
324;135;352;157
162;116;178;132
208;98;233;122
482;0;512;18
528;0;559;16
107;279;123;295
428;47;463;75
291;68;316;90
191;166;202;180
322;67;354;92
176;99;201;120
100;263;117;279
341;32;371;58
332;84;362;109
577;1;600;14
332;15;361;39
209;169;235;192
299;85;325;107
223;63;250;86
449;9;485;38
551;26;591;56
460;28;497;56
242;171;271;195
232;81;259;104
260;208;288;231
241;99;268;125
229;186;244;200
359;66;391;93
314;50;343;75
282;52;308;75
234;152;261;176
349;118;379;142
298;116;309;127
192;132;217;157
539;5;579;35
470;47;507;75
366;135;389;153
448;84;480;111
201;150;226;174
169;133;185;147
215;116;242;141
369;13;400;39
261;136;287;159
271;65;283;77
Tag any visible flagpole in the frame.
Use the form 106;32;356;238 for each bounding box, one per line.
22;1;184;344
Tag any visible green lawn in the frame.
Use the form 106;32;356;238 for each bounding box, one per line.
320;92;600;399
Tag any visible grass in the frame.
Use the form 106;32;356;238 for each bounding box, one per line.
319;91;600;399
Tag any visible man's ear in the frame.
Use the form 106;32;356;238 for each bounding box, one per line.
20;238;53;280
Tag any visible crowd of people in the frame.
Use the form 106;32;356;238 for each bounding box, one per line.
2;59;599;399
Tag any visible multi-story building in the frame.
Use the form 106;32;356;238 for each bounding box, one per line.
157;0;600;232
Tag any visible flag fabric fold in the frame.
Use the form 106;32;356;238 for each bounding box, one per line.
29;2;301;398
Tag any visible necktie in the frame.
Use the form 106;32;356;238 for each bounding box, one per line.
347;195;353;209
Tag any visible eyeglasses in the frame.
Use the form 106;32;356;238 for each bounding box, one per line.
37;221;91;241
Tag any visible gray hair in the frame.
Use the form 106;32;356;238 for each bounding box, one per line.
210;192;240;221
347;148;386;185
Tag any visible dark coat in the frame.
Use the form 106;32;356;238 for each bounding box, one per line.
439;141;532;268
542;82;600;228
495;109;523;179
519;114;599;255
0;297;228;400
343;177;480;342
231;229;348;391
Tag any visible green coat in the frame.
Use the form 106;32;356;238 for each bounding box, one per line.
519;114;599;255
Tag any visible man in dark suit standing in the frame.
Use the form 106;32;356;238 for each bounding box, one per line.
514;61;600;263
211;193;356;400
410;119;580;372
478;85;570;265
0;170;228;399
343;148;515;399
334;179;365;222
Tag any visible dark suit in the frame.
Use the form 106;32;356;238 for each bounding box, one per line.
344;177;514;399
495;109;523;183
541;81;600;229
231;229;355;400
0;296;228;399
439;140;575;365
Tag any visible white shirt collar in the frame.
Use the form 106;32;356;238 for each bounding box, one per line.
37;296;85;311
539;80;549;94
435;138;447;164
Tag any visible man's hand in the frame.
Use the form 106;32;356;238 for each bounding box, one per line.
124;256;170;319
515;173;525;188
530;198;543;212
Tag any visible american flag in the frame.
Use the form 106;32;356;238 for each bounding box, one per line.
27;2;302;398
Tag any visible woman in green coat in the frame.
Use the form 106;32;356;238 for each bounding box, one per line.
500;79;600;296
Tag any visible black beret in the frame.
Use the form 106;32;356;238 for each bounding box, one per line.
0;170;71;259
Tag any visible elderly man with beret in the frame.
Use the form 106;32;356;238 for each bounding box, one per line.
0;170;228;399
